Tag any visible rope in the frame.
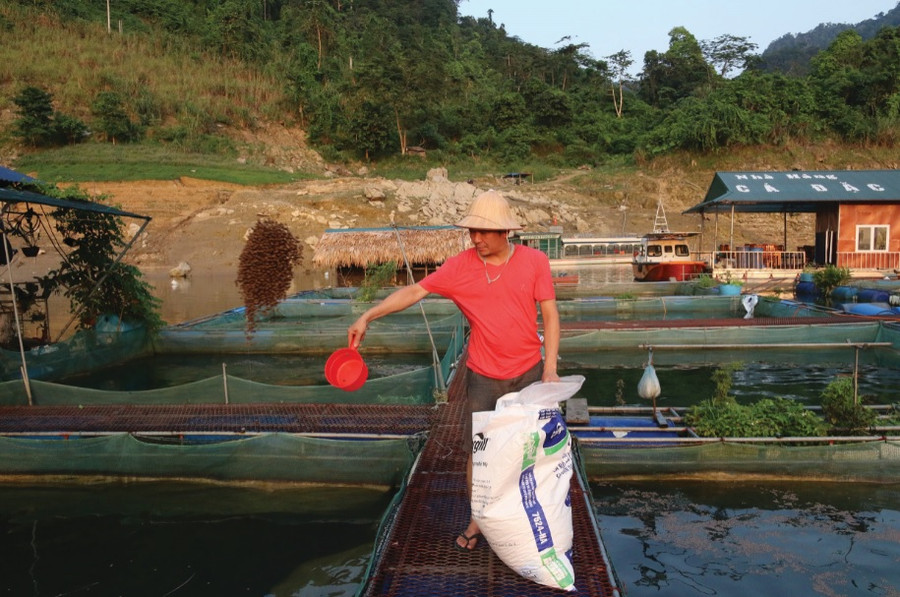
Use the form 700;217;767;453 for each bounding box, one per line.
1;230;33;405
639;341;892;350
392;225;446;392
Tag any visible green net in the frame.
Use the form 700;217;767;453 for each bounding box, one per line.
0;433;418;486
0;368;437;406
559;321;885;351
557;295;747;319
580;439;900;483
0;327;151;382
0;310;466;406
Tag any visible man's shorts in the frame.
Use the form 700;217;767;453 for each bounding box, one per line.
463;360;544;455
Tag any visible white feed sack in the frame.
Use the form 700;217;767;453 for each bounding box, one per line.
471;375;585;592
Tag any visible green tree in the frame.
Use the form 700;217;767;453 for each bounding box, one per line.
701;34;759;78
810;27;900;140
291;0;338;71
531;88;571;128
91;91;142;143
723;71;818;143
12;86;54;147
12;86;88;147
605;50;633;118
204;0;268;62
491;92;528;131
640;27;713;108
350;100;395;160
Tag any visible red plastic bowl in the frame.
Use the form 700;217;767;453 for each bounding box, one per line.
325;348;368;391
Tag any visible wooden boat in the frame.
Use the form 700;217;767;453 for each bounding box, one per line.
632;231;712;281
566;404;698;446
552;272;580;286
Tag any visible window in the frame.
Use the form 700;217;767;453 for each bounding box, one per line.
857;225;888;252
647;245;662;257
675;244;690;256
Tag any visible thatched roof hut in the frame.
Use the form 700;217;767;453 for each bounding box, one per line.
312;226;471;269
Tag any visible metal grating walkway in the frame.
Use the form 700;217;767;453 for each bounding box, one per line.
0;403;436;436
359;366;621;597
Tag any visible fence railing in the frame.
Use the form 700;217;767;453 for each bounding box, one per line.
697;249;807;270
694;250;900;271
836;252;900;271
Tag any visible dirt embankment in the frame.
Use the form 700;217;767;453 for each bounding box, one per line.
81;127;900;278
81;166;814;280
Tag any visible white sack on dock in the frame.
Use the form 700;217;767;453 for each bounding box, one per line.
471;375;585;592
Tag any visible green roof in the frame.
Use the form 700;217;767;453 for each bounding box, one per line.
685;170;900;214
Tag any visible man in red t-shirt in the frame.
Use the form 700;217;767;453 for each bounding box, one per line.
347;190;560;552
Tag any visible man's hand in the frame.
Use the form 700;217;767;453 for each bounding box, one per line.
542;367;560;383
348;317;368;348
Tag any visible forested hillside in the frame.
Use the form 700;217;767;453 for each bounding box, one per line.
761;3;900;75
1;0;898;169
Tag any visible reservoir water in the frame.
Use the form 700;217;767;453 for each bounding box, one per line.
2;479;896;596
3;267;897;595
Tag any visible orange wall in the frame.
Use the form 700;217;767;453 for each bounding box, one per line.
838;203;900;252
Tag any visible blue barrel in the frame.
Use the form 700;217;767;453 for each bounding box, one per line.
798;272;814;283
857;289;890;303
795;281;817;296
831;286;858;302
842;303;894;316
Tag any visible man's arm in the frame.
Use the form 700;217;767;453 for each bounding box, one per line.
348;283;430;348
539;298;560;383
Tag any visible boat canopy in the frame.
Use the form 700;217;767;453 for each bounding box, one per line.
685;170;900;215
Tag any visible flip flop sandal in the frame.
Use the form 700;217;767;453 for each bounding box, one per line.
453;531;483;552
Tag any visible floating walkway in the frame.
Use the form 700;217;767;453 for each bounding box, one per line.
0;375;623;596
357;366;622;597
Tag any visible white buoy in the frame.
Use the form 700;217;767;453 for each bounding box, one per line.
638;347;661;416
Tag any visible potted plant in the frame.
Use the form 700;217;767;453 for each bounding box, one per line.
692;274;718;295
718;271;743;295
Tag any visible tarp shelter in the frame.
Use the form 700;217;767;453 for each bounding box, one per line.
0;185;150;220
0;167;152;403
684;170;900;267
0;166;36;184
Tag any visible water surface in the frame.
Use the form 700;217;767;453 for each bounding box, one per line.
593;481;900;597
0;481;391;597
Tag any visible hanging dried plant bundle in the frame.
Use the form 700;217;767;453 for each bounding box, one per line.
236;219;302;334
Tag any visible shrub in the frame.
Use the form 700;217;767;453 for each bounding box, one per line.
812;264;851;299
358;261;398;302
820;377;877;435
710;361;743;404
693;274;717;288
36;184;162;334
686;397;826;438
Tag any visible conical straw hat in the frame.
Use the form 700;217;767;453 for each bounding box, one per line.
455;190;522;230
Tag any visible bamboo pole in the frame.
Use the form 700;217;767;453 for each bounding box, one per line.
639;342;892;350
